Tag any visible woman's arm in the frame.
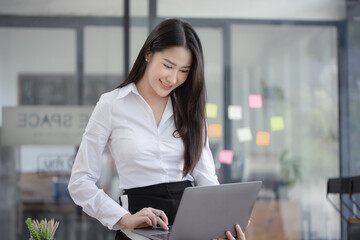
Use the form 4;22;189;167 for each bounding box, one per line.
68;94;128;230
191;135;219;186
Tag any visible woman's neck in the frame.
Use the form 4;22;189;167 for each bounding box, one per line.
136;78;169;127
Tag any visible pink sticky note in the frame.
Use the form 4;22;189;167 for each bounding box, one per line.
249;94;263;108
219;150;234;165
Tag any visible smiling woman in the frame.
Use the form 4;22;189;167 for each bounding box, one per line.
67;18;248;240
117;18;207;180
143;47;191;94
136;46;192;125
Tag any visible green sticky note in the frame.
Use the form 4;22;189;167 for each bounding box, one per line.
271;116;284;131
237;127;252;142
206;103;218;118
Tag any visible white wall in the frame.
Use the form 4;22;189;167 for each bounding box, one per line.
0;0;148;16
0;28;76;125
0;0;345;20
158;0;346;21
85;27;124;75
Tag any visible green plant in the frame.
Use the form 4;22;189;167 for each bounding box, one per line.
25;218;59;240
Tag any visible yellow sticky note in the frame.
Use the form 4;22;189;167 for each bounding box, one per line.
208;124;222;137
206;103;218;118
271;116;284;131
256;131;270;146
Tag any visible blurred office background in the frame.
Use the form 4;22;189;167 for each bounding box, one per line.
0;0;360;239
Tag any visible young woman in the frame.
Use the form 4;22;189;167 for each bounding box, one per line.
68;18;248;240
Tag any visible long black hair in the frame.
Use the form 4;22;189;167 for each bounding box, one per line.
118;18;207;177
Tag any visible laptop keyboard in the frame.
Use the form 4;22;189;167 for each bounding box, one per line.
151;233;170;240
151;226;172;240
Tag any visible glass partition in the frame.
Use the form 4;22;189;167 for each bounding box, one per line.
195;27;225;180
0;27;78;239
230;23;339;239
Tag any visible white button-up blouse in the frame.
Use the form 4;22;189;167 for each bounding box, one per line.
68;83;219;230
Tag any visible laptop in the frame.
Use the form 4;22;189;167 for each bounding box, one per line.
132;181;262;240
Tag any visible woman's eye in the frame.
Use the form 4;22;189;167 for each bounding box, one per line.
163;64;172;69
180;70;189;73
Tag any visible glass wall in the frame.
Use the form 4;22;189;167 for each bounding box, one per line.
230;24;339;239
1;0;359;240
0;27;78;239
156;1;344;239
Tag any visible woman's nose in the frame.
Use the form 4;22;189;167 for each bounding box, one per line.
167;70;178;85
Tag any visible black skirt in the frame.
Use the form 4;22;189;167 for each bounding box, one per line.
115;180;193;240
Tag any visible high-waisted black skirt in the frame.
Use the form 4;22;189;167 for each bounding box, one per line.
115;180;193;240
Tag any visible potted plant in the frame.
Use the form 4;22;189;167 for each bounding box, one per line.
25;218;59;240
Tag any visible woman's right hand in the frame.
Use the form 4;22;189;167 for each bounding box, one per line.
118;207;169;231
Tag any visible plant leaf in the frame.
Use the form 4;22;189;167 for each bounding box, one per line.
38;220;44;238
25;218;40;240
50;221;59;239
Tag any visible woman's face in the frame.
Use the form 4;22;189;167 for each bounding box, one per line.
143;46;192;98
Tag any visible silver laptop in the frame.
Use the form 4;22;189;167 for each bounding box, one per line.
132;181;262;240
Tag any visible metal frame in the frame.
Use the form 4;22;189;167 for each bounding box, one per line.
124;0;130;76
0;15;125;105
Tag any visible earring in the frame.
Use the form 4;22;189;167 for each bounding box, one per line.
145;58;148;62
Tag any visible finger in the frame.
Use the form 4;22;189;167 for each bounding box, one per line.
154;210;169;225
225;231;235;240
235;224;243;234
146;212;158;228
140;213;153;226
147;208;169;227
138;211;153;227
235;224;246;240
155;214;169;231
142;215;153;227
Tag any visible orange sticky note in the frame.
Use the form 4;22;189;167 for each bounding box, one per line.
219;150;234;164
249;94;263;108
256;131;270;146
208;124;222;137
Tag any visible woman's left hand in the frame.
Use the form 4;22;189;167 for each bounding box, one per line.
225;223;246;240
214;220;250;240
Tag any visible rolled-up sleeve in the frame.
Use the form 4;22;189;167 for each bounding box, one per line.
68;95;128;230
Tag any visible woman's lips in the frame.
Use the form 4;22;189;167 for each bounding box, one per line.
159;79;172;90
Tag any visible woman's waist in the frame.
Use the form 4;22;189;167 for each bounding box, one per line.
124;180;193;194
118;171;194;191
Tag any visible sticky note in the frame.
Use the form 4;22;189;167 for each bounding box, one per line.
206;103;218;118
237;127;252;142
208;124;222;137
249;94;263;108
219;150;234;165
256;131;270;146
228;105;242;120
271;116;284;131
